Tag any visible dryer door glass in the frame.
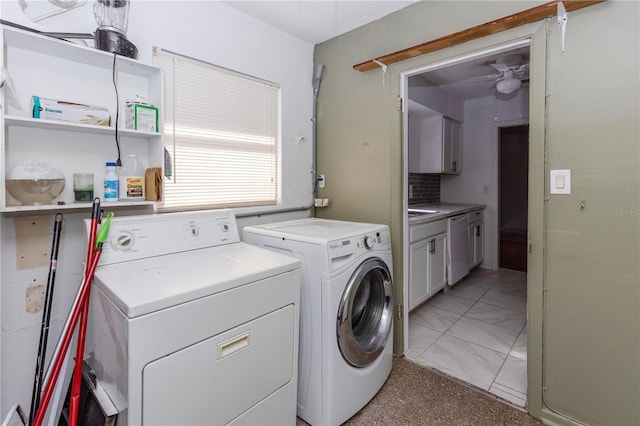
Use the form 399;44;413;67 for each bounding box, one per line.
337;257;393;367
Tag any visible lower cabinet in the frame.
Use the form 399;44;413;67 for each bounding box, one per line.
409;220;448;311
428;233;448;293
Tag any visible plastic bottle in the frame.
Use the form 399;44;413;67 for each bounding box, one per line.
118;154;145;201
104;162;119;201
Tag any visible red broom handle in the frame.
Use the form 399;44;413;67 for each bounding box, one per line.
68;298;90;426
31;250;102;426
67;200;101;426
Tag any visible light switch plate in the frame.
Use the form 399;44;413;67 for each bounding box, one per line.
550;169;571;194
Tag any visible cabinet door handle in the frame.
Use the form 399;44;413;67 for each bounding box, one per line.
476;225;480;237
452;161;457;172
430;238;435;254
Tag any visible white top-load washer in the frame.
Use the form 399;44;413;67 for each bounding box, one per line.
84;209;301;426
243;218;393;426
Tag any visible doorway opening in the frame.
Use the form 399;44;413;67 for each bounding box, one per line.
499;125;529;272
403;40;531;409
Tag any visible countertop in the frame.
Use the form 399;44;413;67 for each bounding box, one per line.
408;202;485;225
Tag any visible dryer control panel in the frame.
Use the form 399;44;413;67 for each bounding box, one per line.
86;209;240;265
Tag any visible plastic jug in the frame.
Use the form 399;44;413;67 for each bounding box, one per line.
119;154;145;201
104;162;119;200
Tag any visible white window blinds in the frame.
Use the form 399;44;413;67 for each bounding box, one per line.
154;49;279;210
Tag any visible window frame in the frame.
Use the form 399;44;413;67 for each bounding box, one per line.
154;48;282;212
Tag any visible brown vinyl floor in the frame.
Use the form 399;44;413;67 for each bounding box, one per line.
297;357;542;426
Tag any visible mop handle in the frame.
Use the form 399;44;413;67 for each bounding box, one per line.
68;274;94;426
41;199;100;387
69;211;113;426
28;213;63;426
86;200;101;277
31;251;102;426
32;202;106;426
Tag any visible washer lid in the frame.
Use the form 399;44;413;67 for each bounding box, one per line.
244;218;387;243
93;242;300;318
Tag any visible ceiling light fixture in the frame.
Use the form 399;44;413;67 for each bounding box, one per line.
496;70;521;94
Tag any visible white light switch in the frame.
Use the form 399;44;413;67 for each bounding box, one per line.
550;169;571;194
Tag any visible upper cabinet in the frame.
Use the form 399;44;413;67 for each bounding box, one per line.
408;101;462;174
0;26;164;213
441;117;462;174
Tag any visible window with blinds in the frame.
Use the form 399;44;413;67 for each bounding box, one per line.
154;49;279;210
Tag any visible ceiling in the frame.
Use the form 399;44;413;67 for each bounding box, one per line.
20;0;529;100
224;1;530;100
410;45;531;100
222;0;418;45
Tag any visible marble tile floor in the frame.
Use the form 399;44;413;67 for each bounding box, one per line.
405;267;528;408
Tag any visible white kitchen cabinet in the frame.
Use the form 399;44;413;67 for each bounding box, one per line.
441;117;462;174
1;26;163;213
409;238;430;309
468;209;485;269
428;232;447;293
408;108;462;174
408;219;447;311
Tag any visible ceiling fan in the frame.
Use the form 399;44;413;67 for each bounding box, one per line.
468;54;529;95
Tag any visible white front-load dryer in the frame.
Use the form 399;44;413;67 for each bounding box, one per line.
243;218;393;425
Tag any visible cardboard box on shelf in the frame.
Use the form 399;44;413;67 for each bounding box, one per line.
31;96;111;126
126;103;158;132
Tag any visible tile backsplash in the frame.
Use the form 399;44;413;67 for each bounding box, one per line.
409;173;440;205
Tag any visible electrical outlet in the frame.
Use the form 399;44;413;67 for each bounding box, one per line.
314;198;330;207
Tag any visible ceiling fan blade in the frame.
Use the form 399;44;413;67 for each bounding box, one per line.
513;64;530;80
513;64;529;73
465;73;502;83
490;63;510;72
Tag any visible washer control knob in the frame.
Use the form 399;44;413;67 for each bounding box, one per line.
221;223;230;232
364;235;375;249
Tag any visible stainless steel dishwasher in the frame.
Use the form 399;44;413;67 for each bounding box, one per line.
447;214;470;285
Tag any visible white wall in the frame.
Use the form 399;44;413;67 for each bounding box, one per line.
441;88;529;270
0;1;315;421
408;84;464;122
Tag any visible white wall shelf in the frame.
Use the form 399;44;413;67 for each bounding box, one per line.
3;27;158;78
1;25;164;213
1;200;156;216
4;115;160;139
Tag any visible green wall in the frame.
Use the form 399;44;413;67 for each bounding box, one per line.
542;3;639;424
314;1;639;425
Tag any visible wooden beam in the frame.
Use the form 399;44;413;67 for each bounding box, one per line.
353;0;605;72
